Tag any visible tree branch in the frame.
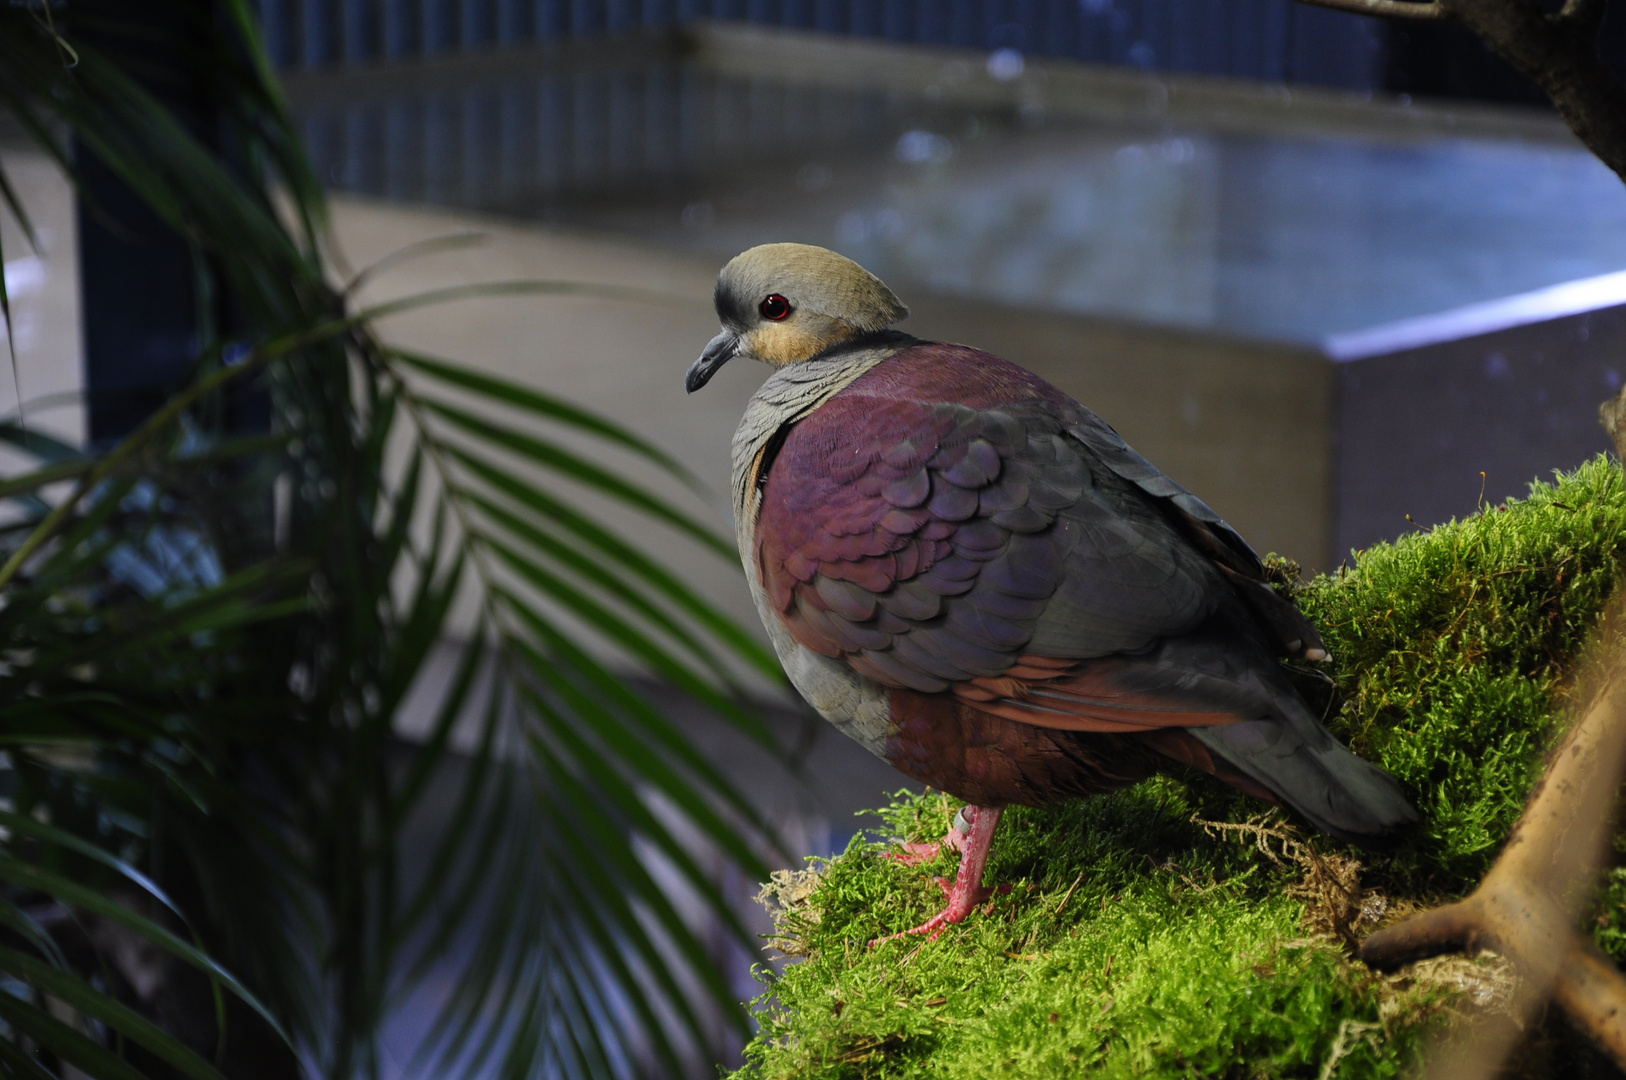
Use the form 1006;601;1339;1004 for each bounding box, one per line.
1356;601;1626;1072
1279;0;1626;1068
1552;943;1626;1065
1600;384;1626;460
1559;0;1609;34
1291;0;1626;184
1441;0;1626;182
1291;0;1446;19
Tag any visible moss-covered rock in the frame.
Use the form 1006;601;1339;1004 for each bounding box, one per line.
734;455;1626;1080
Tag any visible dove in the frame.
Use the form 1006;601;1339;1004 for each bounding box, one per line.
687;243;1415;940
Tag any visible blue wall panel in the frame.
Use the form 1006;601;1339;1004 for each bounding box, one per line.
253;0;1386;94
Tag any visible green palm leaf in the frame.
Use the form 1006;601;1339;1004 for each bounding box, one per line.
0;948;227;1080
0;4;784;1078
391;348;705;490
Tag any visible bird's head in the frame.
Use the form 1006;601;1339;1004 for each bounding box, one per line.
685;243;908;392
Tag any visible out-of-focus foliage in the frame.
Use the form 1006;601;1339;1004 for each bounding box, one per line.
733;455;1626;1080
0;3;777;1078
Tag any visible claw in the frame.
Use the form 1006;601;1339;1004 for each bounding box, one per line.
885;840;951;866
871;805;1004;945
885;820;972;865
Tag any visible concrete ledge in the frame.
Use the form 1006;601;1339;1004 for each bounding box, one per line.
687;21;1571;148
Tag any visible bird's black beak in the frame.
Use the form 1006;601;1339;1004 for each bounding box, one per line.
685;331;739;394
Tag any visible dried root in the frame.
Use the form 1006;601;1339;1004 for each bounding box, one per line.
1193;813;1382;950
1318;1018;1384;1080
755;867;825;958
1356;602;1626;1076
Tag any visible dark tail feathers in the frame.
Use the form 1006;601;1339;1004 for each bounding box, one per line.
1185;695;1417;847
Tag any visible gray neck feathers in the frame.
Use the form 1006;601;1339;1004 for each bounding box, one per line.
730;340;909;548
727;337;913;764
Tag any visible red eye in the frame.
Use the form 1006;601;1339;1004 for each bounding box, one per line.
760;294;792;321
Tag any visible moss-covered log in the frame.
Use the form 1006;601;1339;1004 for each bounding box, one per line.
735;455;1626;1080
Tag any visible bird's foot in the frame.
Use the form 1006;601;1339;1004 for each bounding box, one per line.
884;815;971;866
886;841;950;866
871;805;1004;945
871;876;999;944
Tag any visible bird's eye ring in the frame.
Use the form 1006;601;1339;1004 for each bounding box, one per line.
760;294;792;321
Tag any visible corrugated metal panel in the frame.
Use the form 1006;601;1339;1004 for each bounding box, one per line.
294;53;916;212
255;0;1383;91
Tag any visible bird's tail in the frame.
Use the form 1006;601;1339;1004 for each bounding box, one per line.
1182;693;1417;846
1099;608;1418;847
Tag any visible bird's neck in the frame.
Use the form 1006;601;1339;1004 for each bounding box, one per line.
727;333;919;766
729;332;919;545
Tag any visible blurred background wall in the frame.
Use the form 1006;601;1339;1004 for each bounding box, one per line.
251;0;1590;100
258;0;1388;89
262;10;1626;567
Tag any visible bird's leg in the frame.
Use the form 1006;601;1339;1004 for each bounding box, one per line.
872;805;1004;944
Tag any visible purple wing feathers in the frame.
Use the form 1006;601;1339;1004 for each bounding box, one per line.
755;344;1221;692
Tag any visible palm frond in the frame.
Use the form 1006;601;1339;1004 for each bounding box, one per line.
0;4;779;1079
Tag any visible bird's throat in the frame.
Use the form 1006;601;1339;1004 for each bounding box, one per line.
728;338;912;534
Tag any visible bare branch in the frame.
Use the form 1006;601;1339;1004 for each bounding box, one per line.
1357;601;1626;1072
1275;0;1626;1070
1357;901;1479;971
1600;384;1626;460
1552;943;1626;1065
1559;0;1609;33
1292;0;1626;183
1449;0;1626;182
1289;0;1446;18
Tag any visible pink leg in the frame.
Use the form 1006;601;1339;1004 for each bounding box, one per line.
872;805;1004;944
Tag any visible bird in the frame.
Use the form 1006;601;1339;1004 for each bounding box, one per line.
686;242;1416;941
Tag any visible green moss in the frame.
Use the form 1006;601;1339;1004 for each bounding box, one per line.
1303;454;1626;895
743;784;1444;1079
735;455;1626;1080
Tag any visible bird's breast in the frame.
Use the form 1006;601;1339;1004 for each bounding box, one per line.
730;346;919;759
740;543;896;760
728;345;902;537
